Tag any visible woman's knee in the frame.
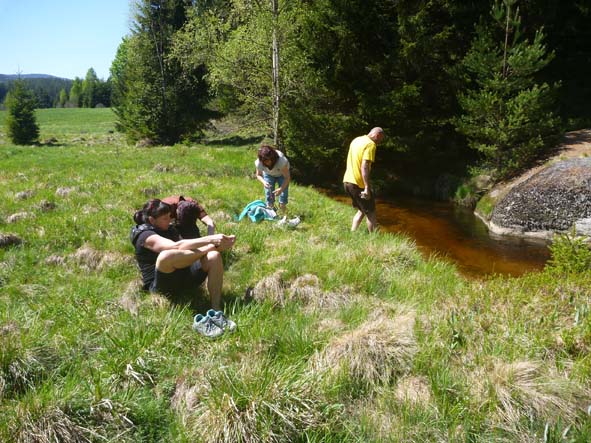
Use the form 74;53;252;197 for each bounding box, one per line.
207;250;222;264
202;250;223;272
155;250;179;271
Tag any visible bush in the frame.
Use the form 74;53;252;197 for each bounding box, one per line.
546;228;591;274
4;78;39;145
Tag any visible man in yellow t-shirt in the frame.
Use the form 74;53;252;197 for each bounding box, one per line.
343;127;384;232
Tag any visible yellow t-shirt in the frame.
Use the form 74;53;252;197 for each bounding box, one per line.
343;135;376;188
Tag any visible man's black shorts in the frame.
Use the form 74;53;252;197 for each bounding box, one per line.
149;261;207;297
344;182;376;215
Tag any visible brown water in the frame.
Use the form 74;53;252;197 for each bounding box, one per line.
332;193;551;278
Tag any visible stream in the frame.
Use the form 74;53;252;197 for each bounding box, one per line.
331;193;551;278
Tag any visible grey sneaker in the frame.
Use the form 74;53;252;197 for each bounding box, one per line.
206;309;237;332
287;216;300;228
193;314;224;338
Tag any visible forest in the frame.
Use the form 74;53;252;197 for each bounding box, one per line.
109;0;591;196
0;70;112;110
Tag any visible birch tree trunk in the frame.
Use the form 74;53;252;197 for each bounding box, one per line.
270;0;282;152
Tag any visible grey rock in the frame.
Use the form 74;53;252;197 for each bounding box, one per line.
575;218;591;236
490;158;591;236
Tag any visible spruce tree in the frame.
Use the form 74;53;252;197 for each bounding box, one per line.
4;78;39;145
455;0;560;179
113;0;210;144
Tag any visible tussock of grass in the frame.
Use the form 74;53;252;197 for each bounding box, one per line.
176;360;338;443
15;190;35;200
69;246;131;271
0;233;22;247
288;273;322;298
473;360;591;435
251;272;357;311
12;407;92;443
251;270;287;306
0;343;58;398
289;274;356;311
55;187;78;198
37;200;56;212
6;212;34;224
311;309;417;388
87;398;135;438
44;255;66;266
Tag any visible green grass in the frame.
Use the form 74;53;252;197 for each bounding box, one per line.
0;108;590;442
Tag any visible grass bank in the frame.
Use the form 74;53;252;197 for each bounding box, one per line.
0;109;590;442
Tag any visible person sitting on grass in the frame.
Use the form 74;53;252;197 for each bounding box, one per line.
255;144;291;215
131;199;236;312
161;195;215;238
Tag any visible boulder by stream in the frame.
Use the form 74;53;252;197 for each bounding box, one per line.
476;130;591;239
488;158;591;238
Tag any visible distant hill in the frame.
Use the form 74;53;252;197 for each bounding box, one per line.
0;75;74;108
0;73;72;81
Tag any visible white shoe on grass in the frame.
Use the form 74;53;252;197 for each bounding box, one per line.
287;216;300;228
206;309;237;332
193;314;224;338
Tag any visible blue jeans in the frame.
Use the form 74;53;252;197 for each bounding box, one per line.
264;173;288;206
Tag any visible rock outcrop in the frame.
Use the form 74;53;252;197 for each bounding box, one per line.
486;158;591;238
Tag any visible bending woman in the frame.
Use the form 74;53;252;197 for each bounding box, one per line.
255;144;291;214
131;199;236;310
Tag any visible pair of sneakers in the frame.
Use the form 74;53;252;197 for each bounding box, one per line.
277;215;301;228
193;309;237;338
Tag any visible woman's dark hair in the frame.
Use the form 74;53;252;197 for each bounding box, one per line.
258;144;279;168
133;199;172;225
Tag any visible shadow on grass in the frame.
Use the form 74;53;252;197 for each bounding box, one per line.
166;286;251;315
204;134;264;147
167;288;212;314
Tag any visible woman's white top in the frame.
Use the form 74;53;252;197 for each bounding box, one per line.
255;150;289;177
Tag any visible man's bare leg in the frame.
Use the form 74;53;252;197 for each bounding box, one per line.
366;211;378;233
351;210;365;231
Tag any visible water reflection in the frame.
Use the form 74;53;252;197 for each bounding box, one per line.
331;193;551;278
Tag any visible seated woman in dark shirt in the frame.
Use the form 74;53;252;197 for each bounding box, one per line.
131;199;236;310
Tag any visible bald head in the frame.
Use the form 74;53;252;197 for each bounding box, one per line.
368;127;384;144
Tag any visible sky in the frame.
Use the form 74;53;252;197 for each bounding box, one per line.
0;0;132;80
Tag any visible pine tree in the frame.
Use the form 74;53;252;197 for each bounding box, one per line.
455;0;560;179
4;78;40;145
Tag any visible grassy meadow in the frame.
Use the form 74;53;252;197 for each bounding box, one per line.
0;108;590;442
